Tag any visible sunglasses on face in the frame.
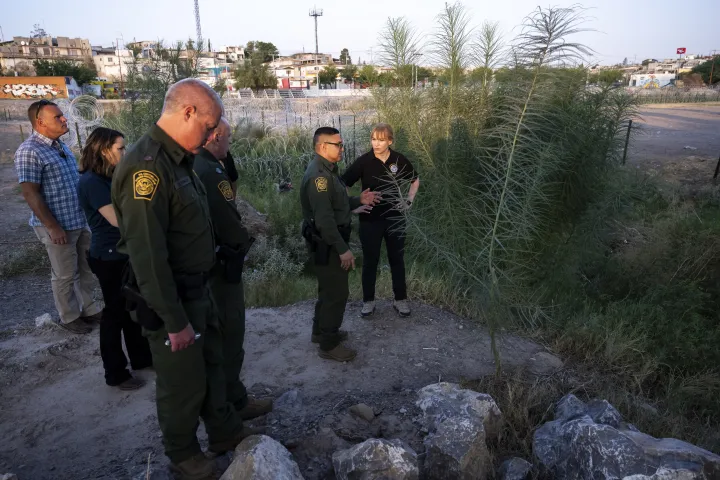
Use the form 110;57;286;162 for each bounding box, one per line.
35;99;53;119
324;141;344;149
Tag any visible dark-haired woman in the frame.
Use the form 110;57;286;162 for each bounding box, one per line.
77;127;152;390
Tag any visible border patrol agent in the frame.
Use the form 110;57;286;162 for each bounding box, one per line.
193;117;273;419
111;79;248;479
300;127;380;362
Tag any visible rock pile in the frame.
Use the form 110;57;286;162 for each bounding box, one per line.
218;387;720;480
533;394;720;479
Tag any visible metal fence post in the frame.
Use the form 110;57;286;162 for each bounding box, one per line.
76;123;83;150
622;119;633;165
353;115;356;160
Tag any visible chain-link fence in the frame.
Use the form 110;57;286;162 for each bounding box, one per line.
631;86;720;104
224;97;379;161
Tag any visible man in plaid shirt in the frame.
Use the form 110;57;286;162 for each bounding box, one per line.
14;100;101;334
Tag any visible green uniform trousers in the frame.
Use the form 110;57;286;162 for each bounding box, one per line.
209;274;248;411
143;288;241;464
313;250;350;351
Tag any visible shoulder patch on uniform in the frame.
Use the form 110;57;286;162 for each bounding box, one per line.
218;180;233;201
315;177;328;192
133;170;160;201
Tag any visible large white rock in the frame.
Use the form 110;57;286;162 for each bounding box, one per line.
423;415;491;480
220;435;304;480
34;313;54;328
499;457;533;480
416;382;502;439
416;383;502;479
533;395;720;480
332;438;418;480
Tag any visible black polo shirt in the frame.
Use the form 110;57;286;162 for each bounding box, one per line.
77;170;126;261
341;149;418;222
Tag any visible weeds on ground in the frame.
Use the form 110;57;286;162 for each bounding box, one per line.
0;243;49;278
530;171;720;451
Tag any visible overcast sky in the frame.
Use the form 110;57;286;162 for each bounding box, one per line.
2;0;717;66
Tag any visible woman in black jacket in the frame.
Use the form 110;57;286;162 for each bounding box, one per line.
342;123;420;318
77;127;152;390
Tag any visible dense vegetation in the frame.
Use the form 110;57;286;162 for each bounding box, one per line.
97;2;720;455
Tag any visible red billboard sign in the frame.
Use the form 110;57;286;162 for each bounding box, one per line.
677;48;686;54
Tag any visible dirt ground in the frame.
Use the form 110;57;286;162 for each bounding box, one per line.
628;103;720;193
0;103;719;479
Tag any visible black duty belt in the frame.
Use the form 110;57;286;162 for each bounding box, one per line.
173;272;210;301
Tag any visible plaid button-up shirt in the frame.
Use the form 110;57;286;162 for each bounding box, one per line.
14;132;87;231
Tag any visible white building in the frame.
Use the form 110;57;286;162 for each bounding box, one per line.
126;40;159;59
92;46;135;82
266;53;339;86
215;46;245;63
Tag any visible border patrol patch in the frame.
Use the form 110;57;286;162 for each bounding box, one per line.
218;180;234;201
389;163;398;174
133;170;160;201
315;177;328;192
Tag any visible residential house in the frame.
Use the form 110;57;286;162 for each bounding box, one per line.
92;45;135;82
215;46;245;63
0;36;92;75
126;40;159;59
266;53;339;86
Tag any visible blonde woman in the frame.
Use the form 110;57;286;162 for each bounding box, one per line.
77;127;151;390
342;123;420;317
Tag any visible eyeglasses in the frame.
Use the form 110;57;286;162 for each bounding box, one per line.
324;141;344;149
53;142;67;159
35;99;53;119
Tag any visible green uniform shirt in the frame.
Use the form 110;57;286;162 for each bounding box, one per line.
300;153;361;255
192;148;251;251
111;124;215;333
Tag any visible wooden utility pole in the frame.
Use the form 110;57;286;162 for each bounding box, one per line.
116;39;125;98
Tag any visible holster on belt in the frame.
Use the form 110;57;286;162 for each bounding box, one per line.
302;220;352;266
216;241;252;284
338;224;352;243
174;273;209;301
121;262;164;331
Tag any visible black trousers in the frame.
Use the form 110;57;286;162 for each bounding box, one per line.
88;256;152;385
359;218;407;302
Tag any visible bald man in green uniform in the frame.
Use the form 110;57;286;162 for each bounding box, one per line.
193;117;273;419
111;79;254;479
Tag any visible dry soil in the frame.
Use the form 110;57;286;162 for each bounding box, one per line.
0;103;718;479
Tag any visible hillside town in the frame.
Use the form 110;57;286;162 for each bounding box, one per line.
1;33;718;100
